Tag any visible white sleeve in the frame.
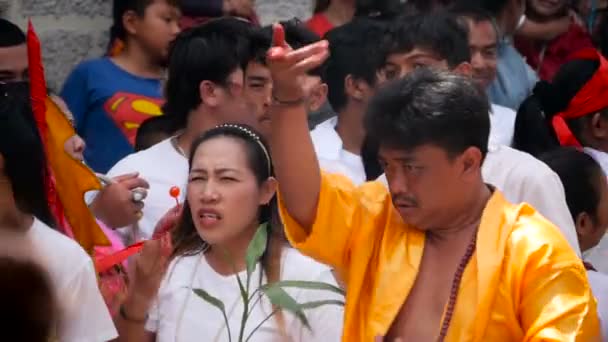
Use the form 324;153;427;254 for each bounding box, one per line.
58;258;118;342
291;268;345;342
517;168;581;257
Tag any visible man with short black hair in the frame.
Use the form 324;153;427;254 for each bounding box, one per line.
108;17;260;241
372;12;580;255
309;17;390;185
265;26;600;339
455;0;538;110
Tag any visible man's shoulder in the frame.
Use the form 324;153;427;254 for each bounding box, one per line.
484;145;556;179
107;138;174;177
505;202;580;263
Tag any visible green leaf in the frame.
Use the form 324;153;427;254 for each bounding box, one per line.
245;223;269;279
262;284;311;330
261;280;345;297
298;299;345;310
193;288;232;342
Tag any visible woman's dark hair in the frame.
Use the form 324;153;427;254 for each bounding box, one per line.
163;17;254;130
314;0;331;14
540;148;604;224
513;59;603;157
0;82;56;228
0;257;56;342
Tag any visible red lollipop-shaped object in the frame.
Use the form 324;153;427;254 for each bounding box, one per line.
169;186;180;207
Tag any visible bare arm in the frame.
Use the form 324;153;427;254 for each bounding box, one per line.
267;24;330;230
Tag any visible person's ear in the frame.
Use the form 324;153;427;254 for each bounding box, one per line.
345;75;370;102
453;62;473;77
459;146;483;181
199;80;221;108
590;112;608;139
307;83;328;112
259;177;278;205
122;10;140;36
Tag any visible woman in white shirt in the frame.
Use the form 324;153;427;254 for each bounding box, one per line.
541;148;608;340
118;124;344;342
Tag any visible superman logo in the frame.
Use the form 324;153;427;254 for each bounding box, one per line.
103;92;164;145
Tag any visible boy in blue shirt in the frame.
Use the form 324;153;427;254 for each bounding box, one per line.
61;0;180;173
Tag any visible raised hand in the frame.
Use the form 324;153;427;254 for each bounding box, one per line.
266;23;329;102
122;235;172;318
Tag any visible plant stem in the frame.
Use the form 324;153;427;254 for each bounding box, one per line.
244;309;279;342
247;290;264;317
222;308;233;342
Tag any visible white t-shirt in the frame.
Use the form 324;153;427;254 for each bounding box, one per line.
587;270;608;340
8;218;118;341
489;103;516;147
377;145;580;256
145;247;344;342
310;117;366;186
107;138;188;242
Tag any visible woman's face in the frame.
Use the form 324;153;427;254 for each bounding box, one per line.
186;136;276;247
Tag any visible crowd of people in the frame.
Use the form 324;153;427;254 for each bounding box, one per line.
2;0;608;340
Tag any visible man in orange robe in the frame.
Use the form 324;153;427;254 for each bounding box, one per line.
265;22;600;341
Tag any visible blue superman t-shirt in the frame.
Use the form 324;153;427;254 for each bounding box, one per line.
61;58;164;173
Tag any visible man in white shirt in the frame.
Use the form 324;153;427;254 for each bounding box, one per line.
372;12;580;254
451;6;518;147
108;18;263;241
309;18;391;185
0;88;116;341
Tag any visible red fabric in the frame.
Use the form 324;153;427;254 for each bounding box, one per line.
515;22;594;81
27;21;66;228
306;13;334;38
551;48;608;147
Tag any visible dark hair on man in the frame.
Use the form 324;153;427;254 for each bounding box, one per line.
540;148;604;224
355;0;405;19
323;17;390;112
452;0;510;17
110;0;179;43
313;0;331;14
365;68;490;159
163;17;254;129
449;3;495;23
385;12;471;68
513;59;603;157
251;19;325;76
0;257;56;342
135;115;177;151
0;18;26;47
0;82;56;228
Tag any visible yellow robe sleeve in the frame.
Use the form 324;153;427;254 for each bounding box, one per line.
277;172;390;276
513;216;601;341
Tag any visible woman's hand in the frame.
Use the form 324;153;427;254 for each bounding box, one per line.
123;235;172;318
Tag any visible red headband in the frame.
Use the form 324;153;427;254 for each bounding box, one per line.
552;48;608;147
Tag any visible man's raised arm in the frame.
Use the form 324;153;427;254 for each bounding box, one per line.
266;24;329;230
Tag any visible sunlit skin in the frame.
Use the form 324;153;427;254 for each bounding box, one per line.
467;20;498;89
186;136;276;267
0;44;28;82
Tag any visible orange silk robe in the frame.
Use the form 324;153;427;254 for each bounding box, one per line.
278;173;600;341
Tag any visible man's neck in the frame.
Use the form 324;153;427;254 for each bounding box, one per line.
325;1;355;27
112;43;164;79
336;105;366;155
425;183;492;248
176;108;219;157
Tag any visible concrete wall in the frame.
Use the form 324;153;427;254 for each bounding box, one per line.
1;0;312;91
